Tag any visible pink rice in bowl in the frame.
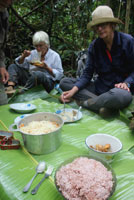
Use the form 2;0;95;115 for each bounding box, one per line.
55;157;116;200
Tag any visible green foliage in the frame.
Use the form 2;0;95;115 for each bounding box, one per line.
5;0;134;75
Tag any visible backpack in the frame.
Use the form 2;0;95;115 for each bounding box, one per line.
76;50;88;78
76;49;98;82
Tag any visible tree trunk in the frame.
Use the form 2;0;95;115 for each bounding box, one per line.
107;0;111;7
124;0;131;33
118;0;122;18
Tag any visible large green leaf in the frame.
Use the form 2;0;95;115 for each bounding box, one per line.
0;99;134;199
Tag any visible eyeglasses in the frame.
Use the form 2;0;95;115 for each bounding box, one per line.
34;44;46;49
93;22;109;31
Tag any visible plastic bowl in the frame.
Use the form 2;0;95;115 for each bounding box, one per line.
85;133;123;162
55;155;116;200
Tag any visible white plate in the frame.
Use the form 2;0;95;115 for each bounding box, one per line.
14;114;31;124
10;103;36;114
56;108;82;123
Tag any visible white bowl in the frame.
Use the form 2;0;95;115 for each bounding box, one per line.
10;103;36;114
85;133;122;162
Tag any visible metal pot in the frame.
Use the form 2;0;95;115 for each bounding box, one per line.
9;112;64;155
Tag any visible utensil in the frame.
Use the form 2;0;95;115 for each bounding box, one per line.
56;108;83;123
23;161;46;193
76;106;82;120
63;100;65;113
31;166;54;195
9;112;64;155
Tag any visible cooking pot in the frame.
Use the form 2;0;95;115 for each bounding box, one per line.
9;112;64;155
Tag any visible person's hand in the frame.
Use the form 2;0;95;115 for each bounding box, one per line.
60;91;73;103
22;50;31;58
19;50;31;64
60;86;79;103
0;67;9;84
34;62;47;68
115;82;130;92
43;62;49;69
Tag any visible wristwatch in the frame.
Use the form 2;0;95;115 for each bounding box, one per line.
125;82;130;88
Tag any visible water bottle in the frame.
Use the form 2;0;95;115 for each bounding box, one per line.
54;83;63;94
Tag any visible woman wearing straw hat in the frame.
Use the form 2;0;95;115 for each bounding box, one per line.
59;5;134;118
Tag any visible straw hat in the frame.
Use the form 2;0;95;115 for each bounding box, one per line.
87;5;123;29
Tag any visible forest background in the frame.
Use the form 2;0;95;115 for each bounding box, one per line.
6;0;134;76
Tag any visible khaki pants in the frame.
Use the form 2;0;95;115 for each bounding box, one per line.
0;82;8;105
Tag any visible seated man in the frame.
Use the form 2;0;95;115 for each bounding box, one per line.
7;31;63;93
59;5;134;118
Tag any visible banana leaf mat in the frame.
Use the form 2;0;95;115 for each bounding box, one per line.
0;98;134;200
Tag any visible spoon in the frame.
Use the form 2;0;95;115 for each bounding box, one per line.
76;106;82;120
63;101;65;113
63;95;65;113
31;166;54;195
23;161;46;193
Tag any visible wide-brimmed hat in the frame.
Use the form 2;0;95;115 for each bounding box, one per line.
87;5;123;30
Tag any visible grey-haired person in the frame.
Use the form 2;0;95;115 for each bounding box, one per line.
59;5;134;118
7;31;63;93
0;0;12;105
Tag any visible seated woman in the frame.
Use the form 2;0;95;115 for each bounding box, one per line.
59;5;134;118
7;31;63;93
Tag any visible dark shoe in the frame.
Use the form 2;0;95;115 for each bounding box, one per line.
99;107;119;118
75;98;92;108
75;99;84;106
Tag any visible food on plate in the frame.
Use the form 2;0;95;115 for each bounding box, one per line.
30;61;43;66
56;157;114;200
59;110;77;122
90;144;111;152
19;120;60;134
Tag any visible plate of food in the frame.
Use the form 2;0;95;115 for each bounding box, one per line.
56;108;82;123
55;155;116;200
10;103;36;114
30;61;43;67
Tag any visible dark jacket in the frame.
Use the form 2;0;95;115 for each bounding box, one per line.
75;31;134;95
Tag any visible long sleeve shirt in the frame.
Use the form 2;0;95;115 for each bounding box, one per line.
15;48;64;81
0;9;9;68
75;31;134;95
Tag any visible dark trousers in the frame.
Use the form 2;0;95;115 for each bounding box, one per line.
60;77;132;112
0;81;8;105
8;64;54;93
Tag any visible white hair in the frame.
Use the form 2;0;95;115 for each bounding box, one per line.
32;31;50;47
